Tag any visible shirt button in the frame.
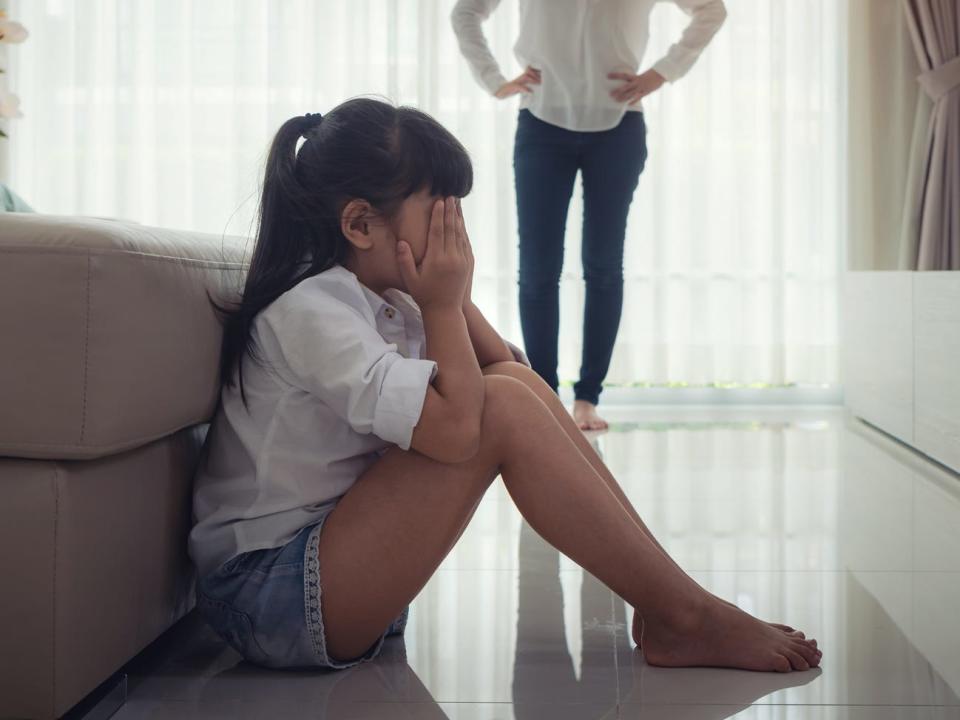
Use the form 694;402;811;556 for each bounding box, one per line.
384;307;396;319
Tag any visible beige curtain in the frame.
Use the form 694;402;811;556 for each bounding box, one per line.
847;0;921;271
901;0;960;270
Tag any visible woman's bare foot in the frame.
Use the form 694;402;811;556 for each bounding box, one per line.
573;400;608;430
633;599;822;672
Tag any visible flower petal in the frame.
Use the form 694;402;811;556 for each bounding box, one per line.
0;89;24;119
0;20;29;43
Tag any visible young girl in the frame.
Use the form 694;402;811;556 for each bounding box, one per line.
188;97;822;673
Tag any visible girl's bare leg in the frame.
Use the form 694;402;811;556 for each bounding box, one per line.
483;362;803;640
318;374;821;671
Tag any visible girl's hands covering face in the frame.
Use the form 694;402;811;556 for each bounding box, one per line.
396;196;469;311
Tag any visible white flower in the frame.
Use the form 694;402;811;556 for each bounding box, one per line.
0;19;29;43
0;89;23;119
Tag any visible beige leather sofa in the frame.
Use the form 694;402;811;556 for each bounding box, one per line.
0;214;248;719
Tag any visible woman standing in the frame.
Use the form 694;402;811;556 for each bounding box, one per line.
452;0;727;429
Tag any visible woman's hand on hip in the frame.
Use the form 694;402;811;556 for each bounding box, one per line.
608;68;665;105
495;66;541;99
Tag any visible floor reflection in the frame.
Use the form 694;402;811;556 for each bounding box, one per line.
511;519;620;714
106;408;960;719
511;519;818;720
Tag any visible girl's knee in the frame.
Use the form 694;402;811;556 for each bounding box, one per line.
481;373;542;421
483;360;554;398
482;360;526;377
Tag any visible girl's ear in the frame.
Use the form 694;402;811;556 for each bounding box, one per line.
341;199;375;250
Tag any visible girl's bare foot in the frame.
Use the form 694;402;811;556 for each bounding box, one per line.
632;606;810;653
715;598;804;638
573;400;608;430
633;599;822;672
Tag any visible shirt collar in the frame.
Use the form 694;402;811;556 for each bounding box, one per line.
332;264;423;327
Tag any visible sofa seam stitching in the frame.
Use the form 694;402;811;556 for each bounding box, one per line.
52;462;59;710
0;246;249;269
2;417;208;453
80;252;91;442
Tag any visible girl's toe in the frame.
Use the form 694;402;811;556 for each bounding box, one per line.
771;654;792;673
783;648;809;671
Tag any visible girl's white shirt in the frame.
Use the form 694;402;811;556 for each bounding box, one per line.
451;0;727;132
188;264;527;579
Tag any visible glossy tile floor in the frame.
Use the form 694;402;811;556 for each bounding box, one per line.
107;407;960;719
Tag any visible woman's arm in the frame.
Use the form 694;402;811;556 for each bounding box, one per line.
450;0;508;95
651;0;728;83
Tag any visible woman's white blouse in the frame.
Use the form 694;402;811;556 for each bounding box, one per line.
451;0;727;132
188;264;526;579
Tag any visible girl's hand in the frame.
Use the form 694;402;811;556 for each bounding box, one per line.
495;66;541;99
608;68;665;105
457;199;475;308
397;197;468;311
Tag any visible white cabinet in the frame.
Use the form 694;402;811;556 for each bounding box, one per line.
914;273;960;472
843;272;960;474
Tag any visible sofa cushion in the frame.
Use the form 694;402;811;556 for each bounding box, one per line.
0;425;204;720
0;214;249;460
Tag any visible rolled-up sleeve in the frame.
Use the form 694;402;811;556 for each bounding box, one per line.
258;298;437;450
371;355;438;449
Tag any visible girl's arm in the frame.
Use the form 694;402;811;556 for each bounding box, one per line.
404;198;485;463
456;200;528;368
463;300;515;367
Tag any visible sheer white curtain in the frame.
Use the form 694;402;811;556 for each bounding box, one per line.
6;0;845;388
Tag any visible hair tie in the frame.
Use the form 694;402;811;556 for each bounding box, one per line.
301;112;323;139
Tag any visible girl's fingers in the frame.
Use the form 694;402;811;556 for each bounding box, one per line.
457;203;469;254
428;198;444;256
444;196;457;254
453;199;463;243
464;225;474;265
396;240;419;286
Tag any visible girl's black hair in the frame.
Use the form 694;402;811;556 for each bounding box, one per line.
211;97;473;409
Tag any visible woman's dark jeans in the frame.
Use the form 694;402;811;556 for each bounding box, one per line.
513;109;647;406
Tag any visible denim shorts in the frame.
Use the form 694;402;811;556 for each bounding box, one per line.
195;514;409;670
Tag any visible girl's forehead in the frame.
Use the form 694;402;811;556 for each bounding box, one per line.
409;188;439;204
403;190;441;216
